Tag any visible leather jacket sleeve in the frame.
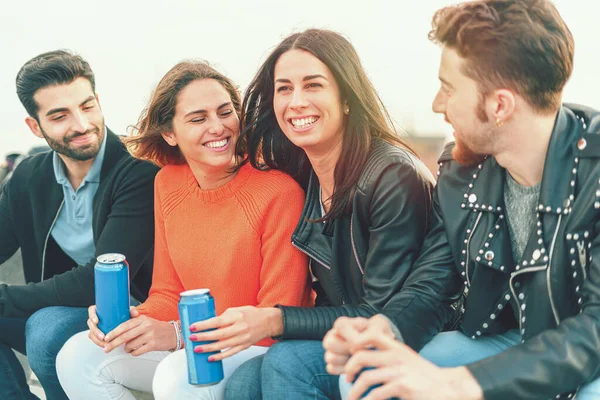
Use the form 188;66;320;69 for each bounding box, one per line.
279;160;434;340
382;184;463;351
467;217;600;399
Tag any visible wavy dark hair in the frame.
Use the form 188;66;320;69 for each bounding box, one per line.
237;28;415;222
126;60;242;167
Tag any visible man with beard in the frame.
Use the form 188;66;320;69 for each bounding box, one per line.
323;0;600;399
0;50;158;399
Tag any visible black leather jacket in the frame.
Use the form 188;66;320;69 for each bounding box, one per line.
278;139;435;340
383;104;600;399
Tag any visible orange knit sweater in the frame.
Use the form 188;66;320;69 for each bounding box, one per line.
136;163;313;346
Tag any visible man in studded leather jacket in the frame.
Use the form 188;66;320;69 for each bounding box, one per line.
324;1;600;399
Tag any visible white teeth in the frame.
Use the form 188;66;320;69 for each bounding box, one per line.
291;117;317;129
205;138;228;148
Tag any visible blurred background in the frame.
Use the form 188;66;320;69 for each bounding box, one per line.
1;0;599;175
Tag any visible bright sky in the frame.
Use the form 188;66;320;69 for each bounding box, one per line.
1;0;599;154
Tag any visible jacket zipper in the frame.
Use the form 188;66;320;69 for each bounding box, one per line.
510;265;547;333
291;240;331;270
509;214;563;332
465;212;483;288
41;200;64;282
577;240;587;281
546;214;563;325
350;218;364;275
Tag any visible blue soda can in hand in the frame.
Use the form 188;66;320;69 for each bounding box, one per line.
94;253;130;335
179;289;224;386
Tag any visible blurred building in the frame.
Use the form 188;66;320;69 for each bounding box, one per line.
404;133;449;178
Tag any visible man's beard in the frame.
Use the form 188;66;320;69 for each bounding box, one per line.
452;136;487;166
450;95;489;166
41;125;104;161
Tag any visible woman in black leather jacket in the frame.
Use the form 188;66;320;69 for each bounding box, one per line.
220;29;436;400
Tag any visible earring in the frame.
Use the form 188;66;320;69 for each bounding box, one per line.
344;105;350;115
495;118;504;127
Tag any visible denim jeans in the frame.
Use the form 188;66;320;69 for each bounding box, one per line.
339;329;600;399
0;306;88;400
231;340;341;400
224;354;264;399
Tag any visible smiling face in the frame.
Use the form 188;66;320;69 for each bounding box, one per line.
273;49;346;154
162;78;239;174
432;47;495;165
25;77;105;162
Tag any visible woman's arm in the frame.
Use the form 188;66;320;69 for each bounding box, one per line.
279;160;434;340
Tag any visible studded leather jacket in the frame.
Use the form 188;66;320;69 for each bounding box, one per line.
383;104;600;400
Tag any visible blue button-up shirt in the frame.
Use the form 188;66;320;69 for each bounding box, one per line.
51;131;107;266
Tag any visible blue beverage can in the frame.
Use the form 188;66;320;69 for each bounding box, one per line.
94;253;130;335
178;289;224;386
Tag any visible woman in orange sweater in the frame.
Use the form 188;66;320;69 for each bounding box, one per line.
56;61;312;400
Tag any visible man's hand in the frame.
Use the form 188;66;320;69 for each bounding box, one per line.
341;321;483;400
323;314;395;375
323;316;369;375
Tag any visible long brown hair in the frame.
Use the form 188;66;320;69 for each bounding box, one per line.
237;29;415;222
126;61;242;167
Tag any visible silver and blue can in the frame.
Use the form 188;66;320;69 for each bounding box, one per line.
94;253;130;335
178;289;224;386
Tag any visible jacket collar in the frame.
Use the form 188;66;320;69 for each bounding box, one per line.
536;107;581;214
100;128;127;181
461;106;580;217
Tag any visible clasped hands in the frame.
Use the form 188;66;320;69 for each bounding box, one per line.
323;315;483;400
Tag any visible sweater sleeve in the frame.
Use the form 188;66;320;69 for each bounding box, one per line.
255;178;312;310
136;176;184;321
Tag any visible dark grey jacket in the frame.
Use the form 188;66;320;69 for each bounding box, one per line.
0;130;159;317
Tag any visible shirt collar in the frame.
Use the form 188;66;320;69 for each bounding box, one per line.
53;127;108;187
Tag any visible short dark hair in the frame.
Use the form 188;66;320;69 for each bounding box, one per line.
429;0;574;113
16;50;95;119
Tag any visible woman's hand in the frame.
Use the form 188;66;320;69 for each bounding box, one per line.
87;305;106;348
188;306;282;361
102;307;177;356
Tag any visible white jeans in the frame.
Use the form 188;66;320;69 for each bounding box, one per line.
56;330;268;400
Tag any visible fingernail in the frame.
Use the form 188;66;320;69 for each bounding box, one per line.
97;333;104;340
194;346;203;353
189;335;197;341
93;318;98;324
208;356;215;362
189;326;197;332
